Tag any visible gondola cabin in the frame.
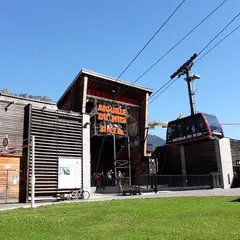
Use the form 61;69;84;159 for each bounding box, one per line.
166;113;224;145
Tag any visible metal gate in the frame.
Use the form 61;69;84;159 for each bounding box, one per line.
0;170;20;203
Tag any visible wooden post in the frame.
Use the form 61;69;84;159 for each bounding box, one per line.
31;136;35;208
127;136;131;186
180;145;187;187
180;145;186;175
113;134;117;186
144;93;149;156
82;76;88;113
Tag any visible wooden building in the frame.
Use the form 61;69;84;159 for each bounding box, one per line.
0;93;57;202
57;69;152;184
0;93;90;203
0;68;152;202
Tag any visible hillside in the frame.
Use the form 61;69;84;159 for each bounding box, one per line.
0;89;54;102
147;134;165;152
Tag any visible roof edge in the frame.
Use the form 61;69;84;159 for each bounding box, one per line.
0;93;57;105
57;69;153;105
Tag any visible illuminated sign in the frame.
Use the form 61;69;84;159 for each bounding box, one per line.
87;88;138;105
97;104;127;135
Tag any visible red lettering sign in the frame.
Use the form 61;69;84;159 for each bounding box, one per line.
87;88;138;105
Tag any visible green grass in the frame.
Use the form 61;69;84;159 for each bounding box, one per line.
0;197;240;240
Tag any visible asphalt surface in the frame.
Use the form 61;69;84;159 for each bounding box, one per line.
0;188;239;211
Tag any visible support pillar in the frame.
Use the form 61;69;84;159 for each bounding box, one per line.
180;145;186;175
127;136;131;185
113;135;117;185
82;76;88;113
82;114;91;194
180;145;187;187
144;93;149;156
215;138;233;189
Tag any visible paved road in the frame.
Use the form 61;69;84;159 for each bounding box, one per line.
0;188;239;211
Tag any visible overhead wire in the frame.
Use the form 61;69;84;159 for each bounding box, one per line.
147;77;180;107
148;22;240;107
95;3;239;172
194;23;240;65
198;11;240;55
116;0;228;99
144;11;240;109
111;3;239;172
91;2;187;176
114;8;240;158
116;0;187;80
103;1;187;173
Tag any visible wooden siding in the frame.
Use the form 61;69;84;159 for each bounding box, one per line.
0;156;20;200
230;139;240;165
0;102;24;156
0;96;57;157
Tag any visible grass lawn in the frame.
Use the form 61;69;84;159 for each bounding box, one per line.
0;197;240;240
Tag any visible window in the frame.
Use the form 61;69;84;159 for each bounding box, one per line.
185;117;195;135
204;113;223;134
194;114;208;133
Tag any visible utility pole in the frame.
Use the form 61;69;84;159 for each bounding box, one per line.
170;53;200;116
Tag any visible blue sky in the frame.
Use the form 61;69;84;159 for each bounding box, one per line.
1;0;240;140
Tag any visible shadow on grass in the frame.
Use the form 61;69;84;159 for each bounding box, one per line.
230;197;240;203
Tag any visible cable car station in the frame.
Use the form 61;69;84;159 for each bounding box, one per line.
151;54;236;189
0;62;239;204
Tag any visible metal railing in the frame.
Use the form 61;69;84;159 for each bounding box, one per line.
91;173;222;190
148;174;222;189
0;170;20;203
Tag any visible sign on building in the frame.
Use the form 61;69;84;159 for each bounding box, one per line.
96;103;128;136
58;158;82;189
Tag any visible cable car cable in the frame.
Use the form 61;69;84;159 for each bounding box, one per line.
198;11;240;56
116;0;187;80
91;1;186;176
94;5;238;174
141;11;240;109
194;23;240;65
116;0;228;98
108;5;238;168
147;19;240;107
147;77;179;107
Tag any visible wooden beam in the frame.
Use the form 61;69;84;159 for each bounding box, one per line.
144;93;149;156
82;76;88;113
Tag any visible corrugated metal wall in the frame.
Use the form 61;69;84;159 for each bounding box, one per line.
24;105;83;200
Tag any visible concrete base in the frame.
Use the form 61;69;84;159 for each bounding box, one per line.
216;138;234;189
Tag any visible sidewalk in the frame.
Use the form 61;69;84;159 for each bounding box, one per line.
0;188;239;211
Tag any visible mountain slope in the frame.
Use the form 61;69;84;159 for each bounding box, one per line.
147;134;165;152
0;89;54;102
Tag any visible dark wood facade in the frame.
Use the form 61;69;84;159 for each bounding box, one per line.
57;69;152;180
230;139;240;167
154;139;218;175
0;94;57;202
0;94;57;158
